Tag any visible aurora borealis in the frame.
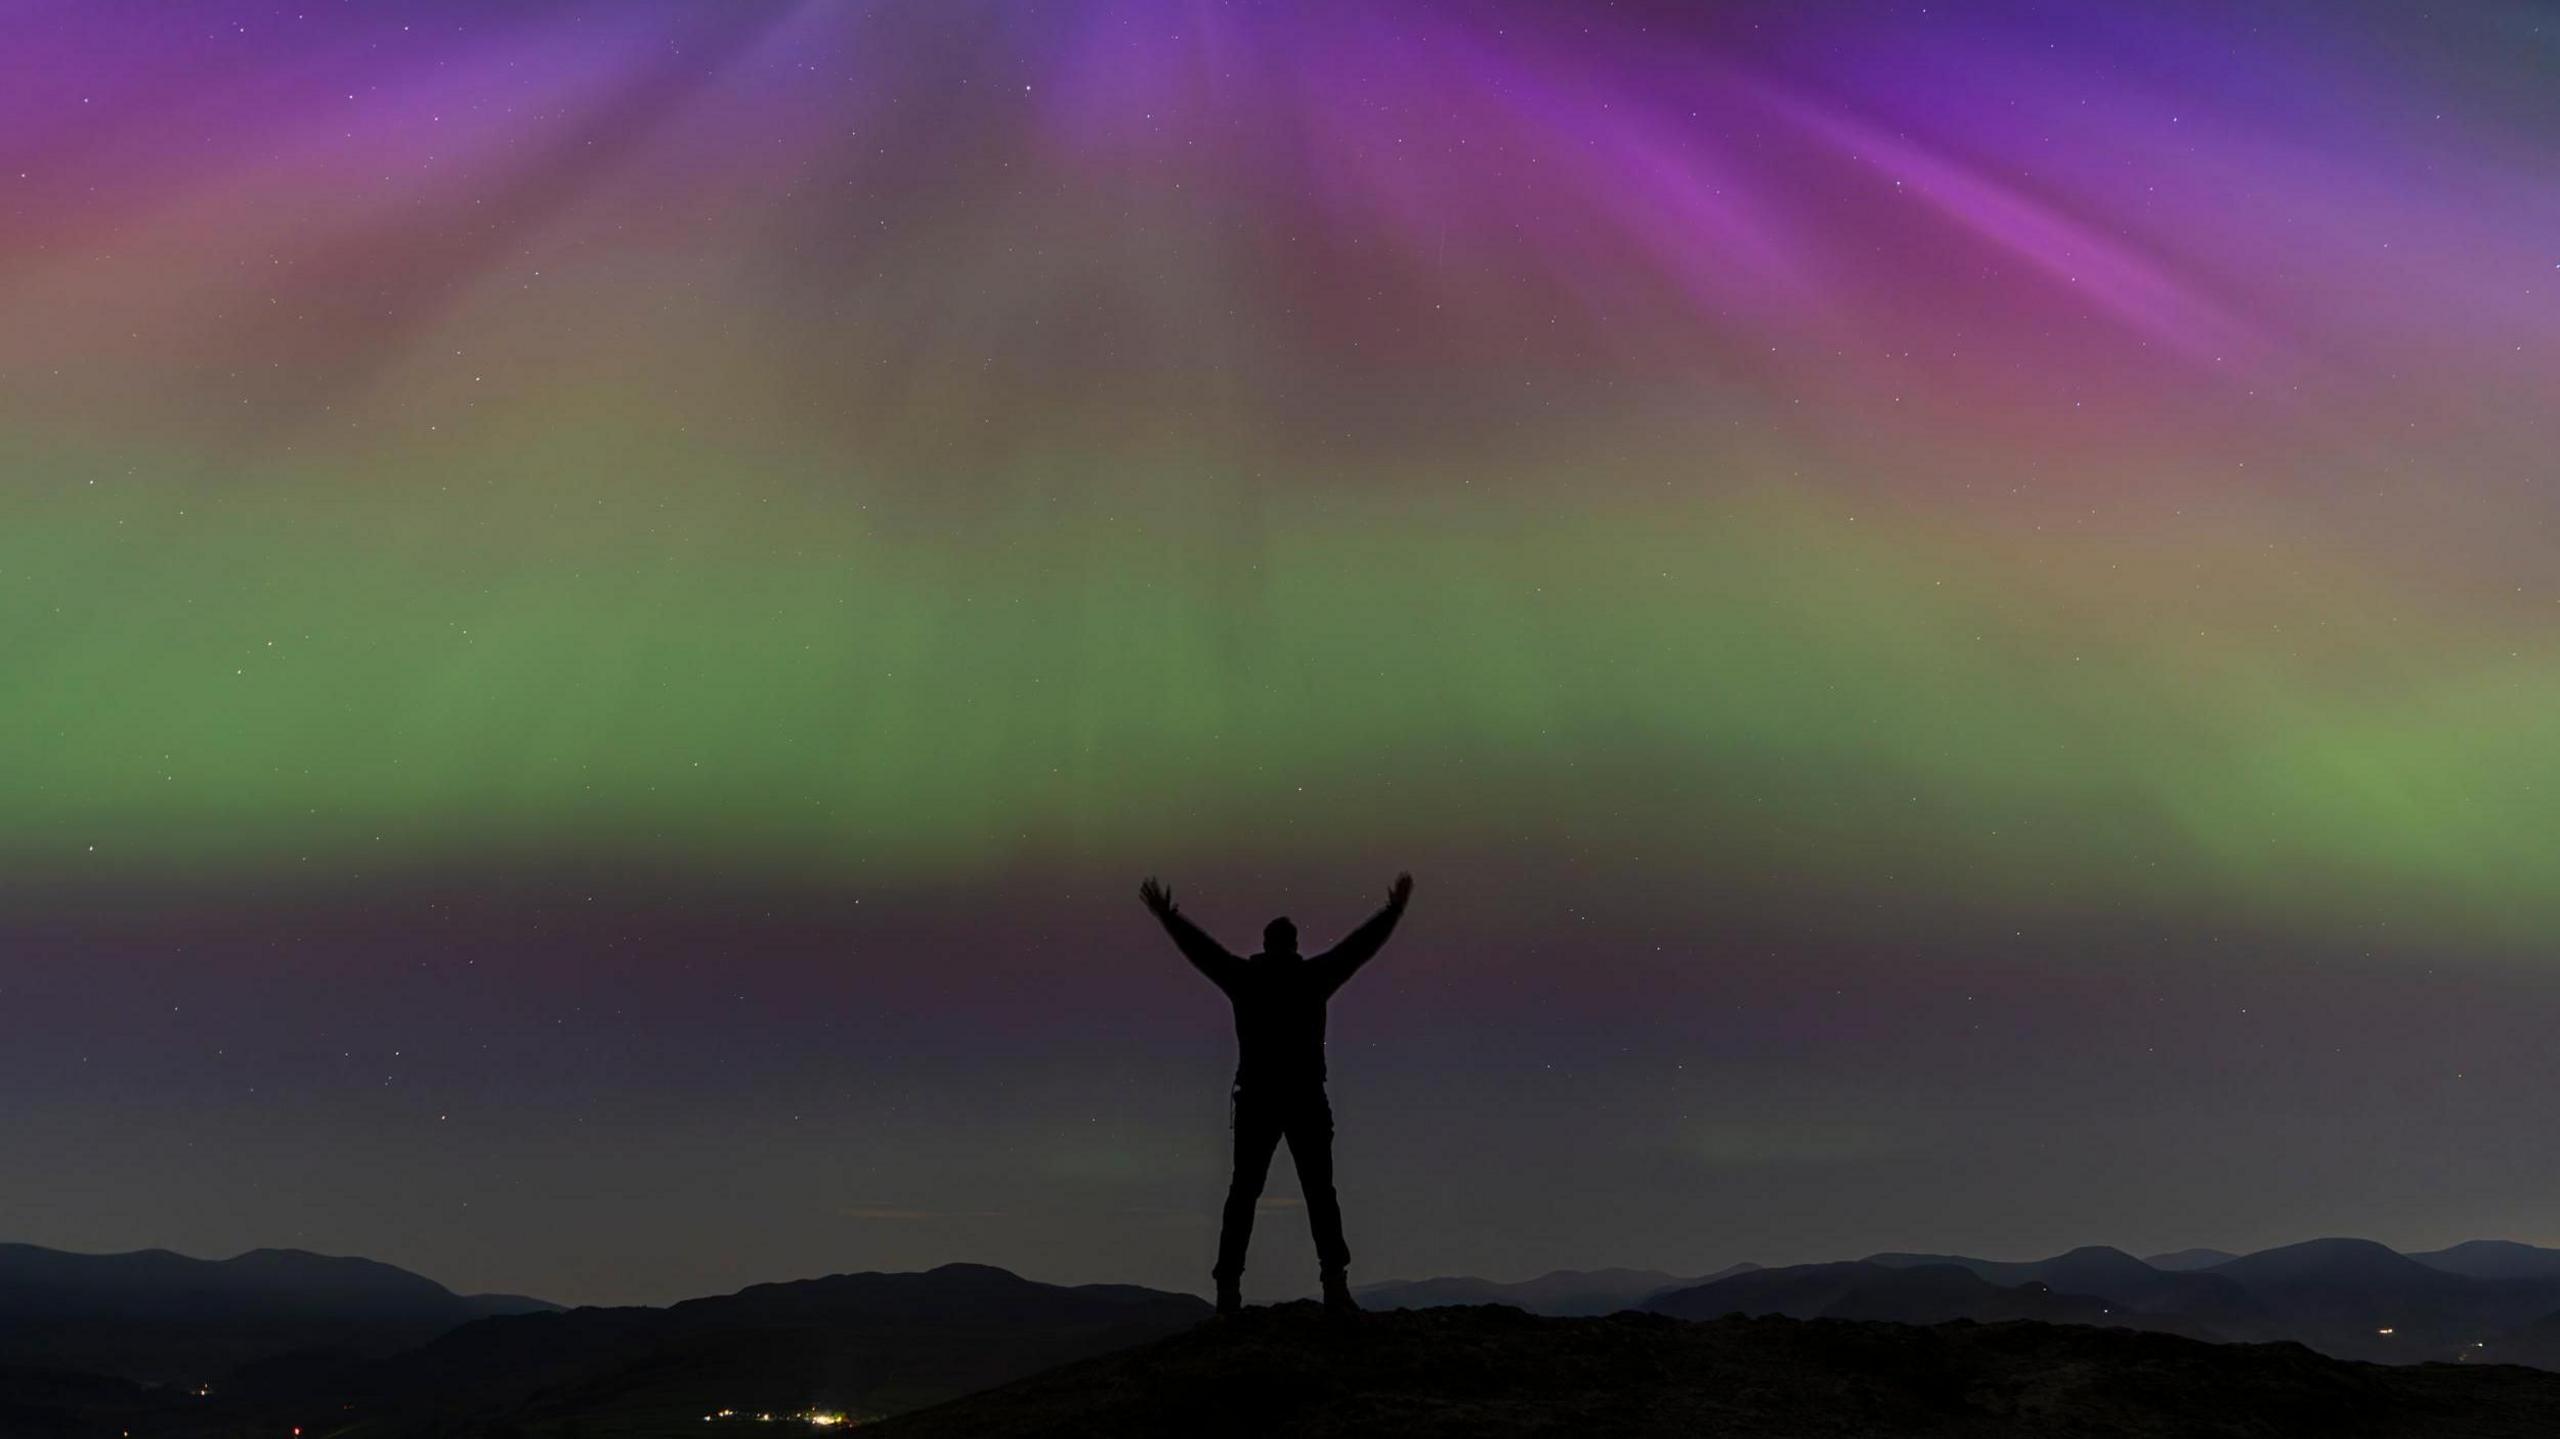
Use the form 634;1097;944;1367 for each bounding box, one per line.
4;0;2559;1306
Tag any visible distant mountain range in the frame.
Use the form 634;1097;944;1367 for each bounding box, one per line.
1356;1265;1758;1317
0;1243;555;1383
2407;1240;2560;1282
329;1262;1211;1435
1640;1237;2560;1365
1360;1238;2560;1367
20;1237;2560;1435
2145;1247;2241;1271
0;1255;1207;1437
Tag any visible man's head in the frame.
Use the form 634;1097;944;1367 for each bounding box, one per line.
1263;916;1298;956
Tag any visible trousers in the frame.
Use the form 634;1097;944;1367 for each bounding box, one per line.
1212;1085;1349;1282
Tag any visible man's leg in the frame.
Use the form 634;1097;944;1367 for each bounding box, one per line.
1285;1093;1353;1301
1214;1099;1285;1307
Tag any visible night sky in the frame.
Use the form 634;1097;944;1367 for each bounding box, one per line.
4;0;2558;1307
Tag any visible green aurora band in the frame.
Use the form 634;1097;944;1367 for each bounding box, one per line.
4;0;2556;955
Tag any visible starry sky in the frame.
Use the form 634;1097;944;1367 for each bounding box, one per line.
3;0;2558;1307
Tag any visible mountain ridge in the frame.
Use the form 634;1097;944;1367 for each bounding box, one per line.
21;1236;2560;1433
0;1242;558;1383
1356;1265;1757;1316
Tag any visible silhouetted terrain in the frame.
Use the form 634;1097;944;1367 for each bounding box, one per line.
21;1241;2560;1435
866;1303;2560;1438
1648;1260;2176;1333
1650;1239;2560;1365
0;1365;168;1439
0;1262;1211;1437
1861;1245;2271;1335
336;1263;1212;1435
2410;1241;2560;1282
2146;1247;2242;1271
2205;1239;2560;1362
1356;1265;1756;1316
0;1243;555;1383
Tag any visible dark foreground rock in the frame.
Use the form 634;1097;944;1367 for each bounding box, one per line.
869;1301;2560;1438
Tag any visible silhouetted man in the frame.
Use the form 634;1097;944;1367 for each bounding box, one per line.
1140;871;1413;1316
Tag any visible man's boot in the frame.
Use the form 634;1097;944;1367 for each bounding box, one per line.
1321;1270;1359;1315
1215;1274;1243;1317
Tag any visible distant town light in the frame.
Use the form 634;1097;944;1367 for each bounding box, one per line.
704;1407;861;1428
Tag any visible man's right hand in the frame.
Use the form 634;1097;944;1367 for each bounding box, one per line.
1140;876;1177;918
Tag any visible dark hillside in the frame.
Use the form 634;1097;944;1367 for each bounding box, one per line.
869;1303;2560;1439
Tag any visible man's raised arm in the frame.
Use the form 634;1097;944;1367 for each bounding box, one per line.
1313;872;1414;994
1139;876;1242;991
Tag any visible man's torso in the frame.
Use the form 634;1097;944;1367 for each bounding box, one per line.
1224;954;1332;1093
